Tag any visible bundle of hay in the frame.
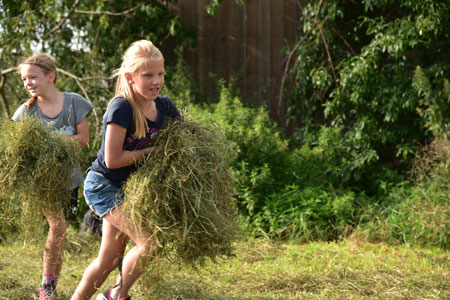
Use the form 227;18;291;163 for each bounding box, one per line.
123;116;238;266
0;117;81;235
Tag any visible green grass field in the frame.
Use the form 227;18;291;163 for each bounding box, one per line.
0;227;448;300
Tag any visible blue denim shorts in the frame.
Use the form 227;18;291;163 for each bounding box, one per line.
83;171;124;218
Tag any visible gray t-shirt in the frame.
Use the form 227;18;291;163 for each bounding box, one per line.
12;92;94;189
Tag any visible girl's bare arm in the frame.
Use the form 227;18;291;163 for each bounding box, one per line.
104;122;153;169
71;117;90;146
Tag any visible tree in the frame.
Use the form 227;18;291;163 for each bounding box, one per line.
282;0;450;191
0;0;195;121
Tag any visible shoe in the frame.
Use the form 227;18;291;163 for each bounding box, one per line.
39;278;58;300
96;288;131;300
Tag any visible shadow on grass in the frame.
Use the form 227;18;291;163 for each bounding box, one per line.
141;275;301;300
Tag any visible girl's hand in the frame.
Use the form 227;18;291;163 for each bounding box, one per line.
141;146;155;154
104;123;154;169
69;117;90;146
136;146;155;159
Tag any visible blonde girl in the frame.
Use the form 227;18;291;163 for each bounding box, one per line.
71;40;180;300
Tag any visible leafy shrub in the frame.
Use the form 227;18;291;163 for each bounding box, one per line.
253;185;362;241
356;139;450;249
188;84;368;241
296;126;380;189
286;0;450;197
357;182;449;249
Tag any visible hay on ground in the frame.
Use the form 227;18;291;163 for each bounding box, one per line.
0;117;81;236
123;116;238;266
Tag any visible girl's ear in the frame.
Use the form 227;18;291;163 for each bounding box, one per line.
125;72;134;84
48;71;57;84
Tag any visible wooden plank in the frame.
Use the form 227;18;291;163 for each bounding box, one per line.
258;0;271;105
234;1;246;97
180;0;197;80
270;0;285;118
245;0;258;102
196;0;208;100
211;2;224;98
285;0;300;53
221;0;236;82
284;0;301;130
203;0;215;100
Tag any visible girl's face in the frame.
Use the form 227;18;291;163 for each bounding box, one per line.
129;59;165;102
20;64;55;97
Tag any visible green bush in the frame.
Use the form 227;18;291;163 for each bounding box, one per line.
188;82;448;246
187;84;369;241
253;185;362;241
191;85;293;214
358;182;449;249
357;139;450;249
286;0;450;197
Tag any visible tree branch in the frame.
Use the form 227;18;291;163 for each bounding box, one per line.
277;35;307;121
43;0;81;39
74;3;145;16
0;75;11;118
277;0;324;122
319;22;338;86
1;67;18;75
330;24;356;54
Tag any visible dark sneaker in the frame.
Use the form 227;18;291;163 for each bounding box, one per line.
39;278;58;300
96;288;131;300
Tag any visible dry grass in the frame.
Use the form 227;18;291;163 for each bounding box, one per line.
0;117;81;239
0;229;449;300
123;117;239;266
356;138;450;249
412;138;450;193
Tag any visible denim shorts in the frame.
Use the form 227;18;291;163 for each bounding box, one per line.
83;171;124;218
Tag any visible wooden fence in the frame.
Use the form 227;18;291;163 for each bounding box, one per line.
168;0;302;118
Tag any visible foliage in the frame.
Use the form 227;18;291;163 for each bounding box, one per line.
204;0;244;15
286;0;450;194
191;85;292;212
162;48;205;109
357;138;450;249
357;182;449;249
186;84;365;241
187;82;447;247
254;185;361;241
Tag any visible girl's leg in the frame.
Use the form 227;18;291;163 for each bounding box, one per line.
43;213;68;279
71;218;127;300
42;188;79;279
40;209;67;299
104;205;156;299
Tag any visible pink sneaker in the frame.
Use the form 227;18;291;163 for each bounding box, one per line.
96;288;131;300
39;278;58;300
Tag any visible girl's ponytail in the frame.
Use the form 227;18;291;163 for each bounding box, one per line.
25;96;37;110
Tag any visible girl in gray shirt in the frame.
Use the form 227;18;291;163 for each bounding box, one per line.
12;53;94;300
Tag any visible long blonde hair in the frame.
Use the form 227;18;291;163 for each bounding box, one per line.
18;53;57;109
110;40;164;139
